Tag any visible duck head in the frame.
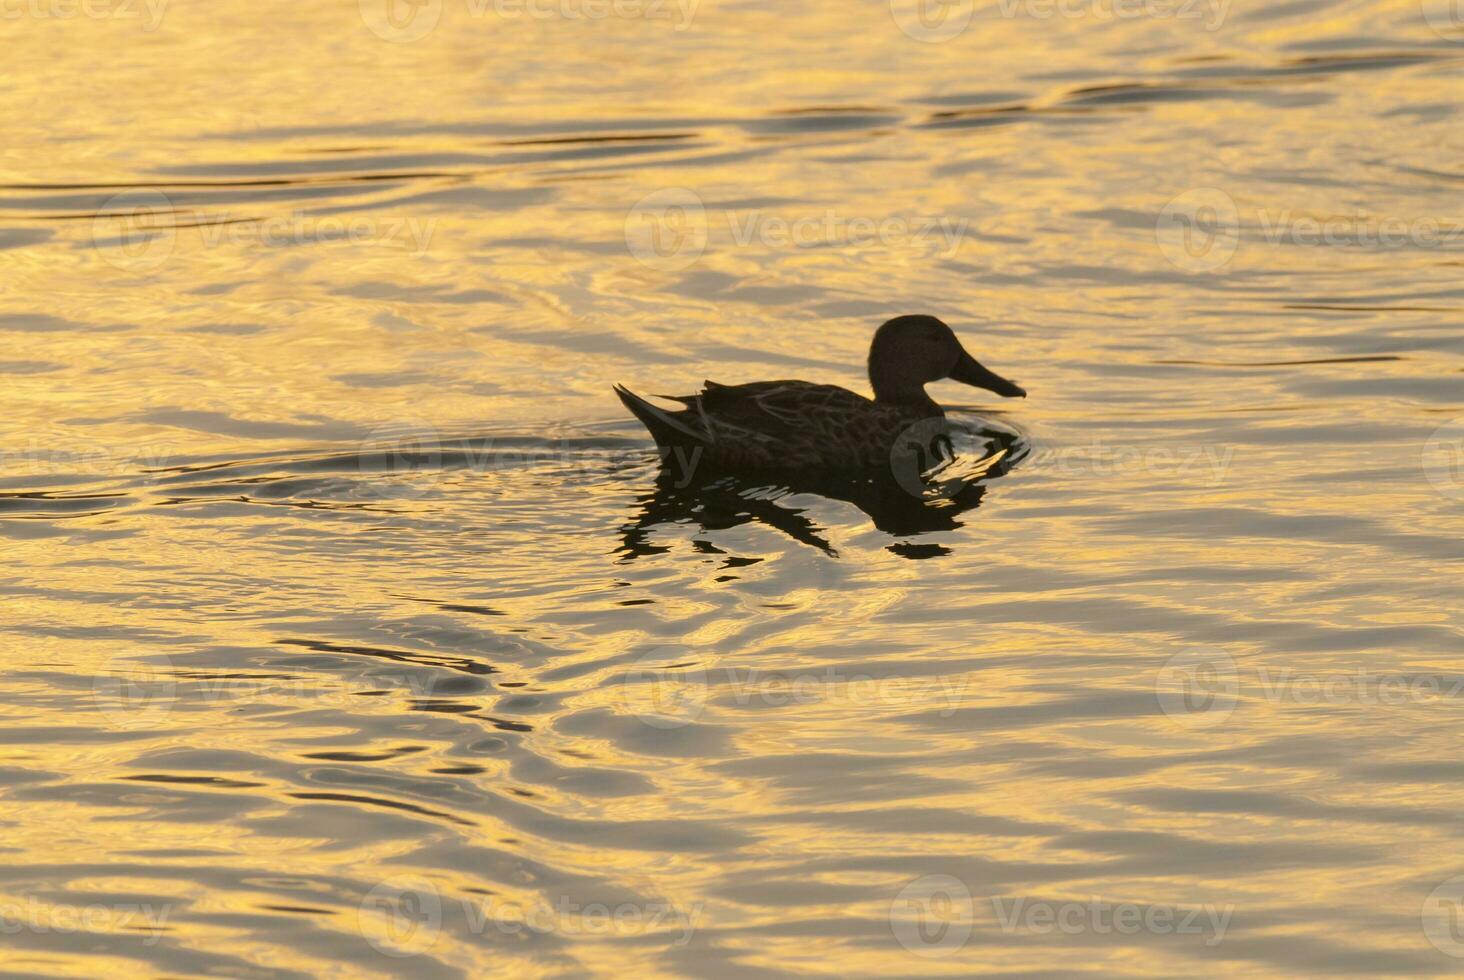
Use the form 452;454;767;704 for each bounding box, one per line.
867;315;1026;405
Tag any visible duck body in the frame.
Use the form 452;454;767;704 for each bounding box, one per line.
615;315;1025;474
616;379;935;471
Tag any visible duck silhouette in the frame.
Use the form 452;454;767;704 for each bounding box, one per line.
614;315;1025;473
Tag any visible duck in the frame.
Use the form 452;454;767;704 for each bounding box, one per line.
614;314;1025;472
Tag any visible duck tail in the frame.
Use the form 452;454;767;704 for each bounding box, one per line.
613;384;709;447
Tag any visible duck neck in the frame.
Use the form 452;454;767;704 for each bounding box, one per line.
869;365;939;412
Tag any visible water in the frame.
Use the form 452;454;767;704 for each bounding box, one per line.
2;0;1462;974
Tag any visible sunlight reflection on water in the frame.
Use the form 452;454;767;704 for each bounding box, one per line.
1;0;1462;975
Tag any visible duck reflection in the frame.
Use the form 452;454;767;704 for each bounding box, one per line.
616;417;1027;560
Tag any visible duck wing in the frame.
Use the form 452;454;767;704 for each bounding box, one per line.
616;380;886;469
692;381;872;440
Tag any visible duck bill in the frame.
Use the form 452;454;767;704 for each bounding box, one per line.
950;350;1026;398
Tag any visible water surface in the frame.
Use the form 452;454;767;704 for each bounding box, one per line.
2;0;1463;975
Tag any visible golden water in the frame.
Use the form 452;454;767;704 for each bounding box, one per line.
2;0;1462;975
